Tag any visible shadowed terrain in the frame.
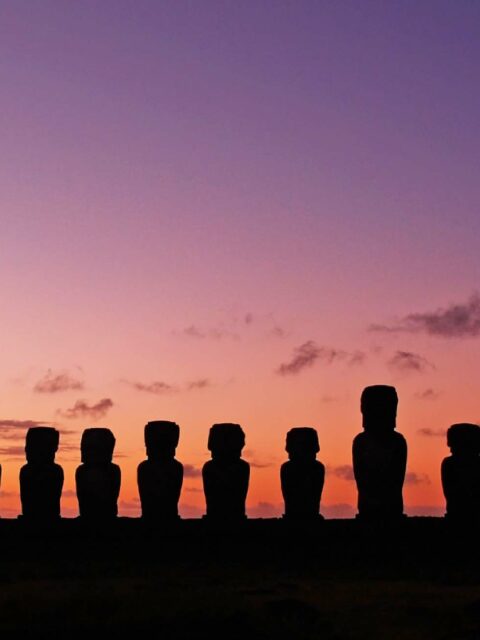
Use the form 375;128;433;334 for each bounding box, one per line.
0;518;478;639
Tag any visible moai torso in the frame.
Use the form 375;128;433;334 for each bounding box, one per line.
203;423;250;520
353;386;407;519
281;427;325;520
76;428;120;520
137;421;184;521
20;427;63;521
442;423;480;522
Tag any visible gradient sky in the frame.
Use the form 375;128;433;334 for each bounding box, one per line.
1;0;479;518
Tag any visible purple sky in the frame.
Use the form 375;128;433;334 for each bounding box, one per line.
0;1;479;516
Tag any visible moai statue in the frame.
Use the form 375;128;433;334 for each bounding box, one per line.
352;385;407;520
203;423;250;520
137;420;184;521
76;428;121;520
441;423;480;523
20;427;63;521
281;427;325;520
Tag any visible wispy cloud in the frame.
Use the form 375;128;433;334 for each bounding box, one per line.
415;388;440;400
0;419;76;441
417;427;446;438
186;378;211;391
276;341;366;376
404;472;430;485
370;294;480;338
59;398;113;420
125;378;212;395
34;370;84;394
0;419;47;432
184;464;202;478
387;350;434;374
181;325;239;341
329;465;355;481
127;381;178;395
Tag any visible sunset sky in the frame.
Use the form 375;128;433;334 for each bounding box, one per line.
1;1;479;518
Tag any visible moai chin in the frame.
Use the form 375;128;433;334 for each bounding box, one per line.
20;426;64;521
352;385;407;520
202;423;250;521
137;421;184;521
281;427;325;520
76;427;121;520
441;423;480;523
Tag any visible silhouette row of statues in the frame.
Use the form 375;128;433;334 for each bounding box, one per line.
15;385;480;524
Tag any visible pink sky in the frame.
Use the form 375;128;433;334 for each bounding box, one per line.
0;1;479;517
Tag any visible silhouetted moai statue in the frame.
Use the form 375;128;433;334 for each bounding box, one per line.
353;385;407;520
137;421;183;521
76;428;120;520
442;423;480;523
20;427;63;521
203;423;250;521
281;427;325;520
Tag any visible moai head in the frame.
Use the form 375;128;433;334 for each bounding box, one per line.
144;421;180;461
285;427;319;462
447;423;480;457
361;385;398;435
81;428;115;465
208;423;245;460
25;427;59;464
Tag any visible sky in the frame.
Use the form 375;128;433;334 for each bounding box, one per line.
0;0;479;518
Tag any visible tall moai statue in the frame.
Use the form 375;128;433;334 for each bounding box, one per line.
20;427;63;521
203;423;250;521
281;427;325;520
137;420;184;521
76;428;121;520
352;385;407;520
441;423;480;523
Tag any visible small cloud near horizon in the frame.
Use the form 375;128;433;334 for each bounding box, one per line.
418;427;446;438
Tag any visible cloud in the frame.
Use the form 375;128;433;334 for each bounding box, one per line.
329;465;355;481
34;370;84;394
0;445;25;457
418;427;446;438
387;350;434;374
405;505;445;517
61;490;78;499
0;419;47;431
184;464;202;478
179;503;204;518
0;419;76;441
127;381;178;395
349;351;366;365
415;388;440;400
322;503;356;519
59;398;113;420
186;378;211;391
276;341;366;376
404;472;430;485
370;294;480;338
277;341;339;376
181;325;239;341
247;501;283;518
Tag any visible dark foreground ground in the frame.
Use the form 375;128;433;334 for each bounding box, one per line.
0;518;479;639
